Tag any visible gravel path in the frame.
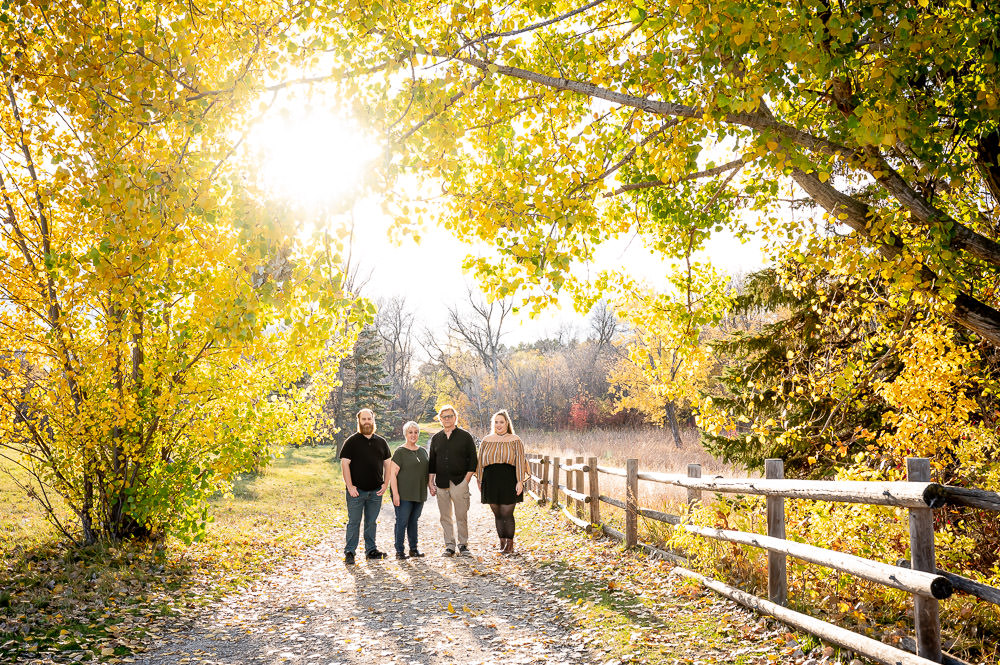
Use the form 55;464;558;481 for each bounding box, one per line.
135;486;605;665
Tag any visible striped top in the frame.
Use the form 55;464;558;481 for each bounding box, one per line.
476;434;530;483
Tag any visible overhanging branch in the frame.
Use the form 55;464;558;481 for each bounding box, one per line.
792;168;1000;345
441;53;1000;270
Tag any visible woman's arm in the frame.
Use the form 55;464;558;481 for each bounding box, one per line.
389;460;401;506
474;440;487;485
514;438;527;495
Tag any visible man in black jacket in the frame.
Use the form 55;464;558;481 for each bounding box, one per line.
427;405;478;556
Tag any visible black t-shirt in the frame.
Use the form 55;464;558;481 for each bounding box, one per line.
428;427;478;488
340;432;391;491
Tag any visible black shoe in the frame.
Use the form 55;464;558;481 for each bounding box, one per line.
443;548;456;557
395;551;407;560
458;544;470;555
366;550;387;560
408;550;425;558
344;552;355;565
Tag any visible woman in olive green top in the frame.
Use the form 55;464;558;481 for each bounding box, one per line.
389;421;430;559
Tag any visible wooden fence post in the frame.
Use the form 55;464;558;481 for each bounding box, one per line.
588;456;600;526
687;464;702;507
908;457;942;662
626;458;638;548
566;454;575;512
542;456;550;505
552;457;561;509
766;459;788;607
575;455;586;519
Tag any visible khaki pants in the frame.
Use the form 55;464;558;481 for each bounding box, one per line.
436;478;471;549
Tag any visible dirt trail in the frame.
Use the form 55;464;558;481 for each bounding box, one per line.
133;482;809;665
136;486;612;665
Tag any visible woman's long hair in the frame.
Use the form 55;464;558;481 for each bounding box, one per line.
490;409;516;436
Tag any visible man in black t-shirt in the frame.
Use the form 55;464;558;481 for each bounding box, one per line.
339;408;391;564
427;404;478;556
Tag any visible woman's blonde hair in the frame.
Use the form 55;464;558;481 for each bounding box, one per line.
402;420;420;435
490;409;516;436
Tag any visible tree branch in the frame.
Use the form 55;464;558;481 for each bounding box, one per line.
568;120;678;196
791;168;1000;345
456;0;609;54
395;77;485;144
607;158;744;197
441;54;1000;269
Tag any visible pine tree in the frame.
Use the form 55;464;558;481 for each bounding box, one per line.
703;269;893;476
327;325;393;454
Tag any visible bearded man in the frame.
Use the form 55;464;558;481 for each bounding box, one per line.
339;408;391;564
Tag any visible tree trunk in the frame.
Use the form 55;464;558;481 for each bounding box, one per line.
665;400;683;448
81;477;97;545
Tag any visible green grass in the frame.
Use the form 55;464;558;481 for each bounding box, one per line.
0;445;346;663
0;459;68;559
515;502;826;665
541;559;733;662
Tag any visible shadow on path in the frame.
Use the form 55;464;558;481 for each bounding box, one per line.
136;484;596;665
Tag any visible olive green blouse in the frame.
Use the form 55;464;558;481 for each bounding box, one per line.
391;445;430;502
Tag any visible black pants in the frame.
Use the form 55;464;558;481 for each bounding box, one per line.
489;503;516;538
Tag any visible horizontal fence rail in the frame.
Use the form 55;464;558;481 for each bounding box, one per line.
523;452;1000;665
672;567;943;665
683;525;953;599
631;472;943;508
897;560;1000;606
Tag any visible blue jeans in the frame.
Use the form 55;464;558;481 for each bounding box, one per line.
394;500;424;553
345;490;383;554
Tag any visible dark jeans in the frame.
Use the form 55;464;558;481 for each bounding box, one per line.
345;489;383;554
394;500;424;553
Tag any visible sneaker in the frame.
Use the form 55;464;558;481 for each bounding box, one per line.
443;548;456;557
458;544;470;556
408;550;425;558
366;550;388;560
395;551;407;560
344;552;355;565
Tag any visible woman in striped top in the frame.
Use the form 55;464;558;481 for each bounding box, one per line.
475;409;529;554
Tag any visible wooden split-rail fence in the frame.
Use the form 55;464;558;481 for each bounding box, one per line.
524;454;1000;665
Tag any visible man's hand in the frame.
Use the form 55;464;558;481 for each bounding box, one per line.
377;484;388;497
347;485;360;498
429;483;437;497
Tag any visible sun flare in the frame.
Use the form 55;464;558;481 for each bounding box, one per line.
246;106;380;210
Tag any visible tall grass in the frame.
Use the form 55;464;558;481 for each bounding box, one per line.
521;426;749;513
521;426;744;474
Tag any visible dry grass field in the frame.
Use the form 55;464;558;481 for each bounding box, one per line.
521;426;750;524
521;426;737;475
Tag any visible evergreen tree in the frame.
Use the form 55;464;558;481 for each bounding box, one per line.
326;325;392;454
702;269;895;476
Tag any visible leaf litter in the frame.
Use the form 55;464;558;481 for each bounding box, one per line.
17;492;861;665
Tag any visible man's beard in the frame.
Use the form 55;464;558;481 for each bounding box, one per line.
360;423;374;436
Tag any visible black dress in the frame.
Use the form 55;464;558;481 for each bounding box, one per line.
480;463;523;504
